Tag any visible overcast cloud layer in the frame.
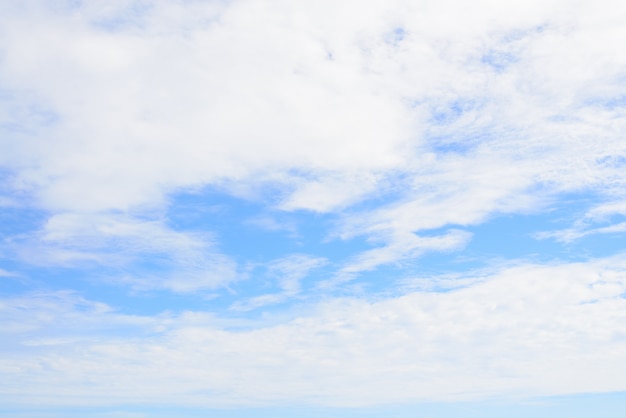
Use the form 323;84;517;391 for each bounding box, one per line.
2;0;626;415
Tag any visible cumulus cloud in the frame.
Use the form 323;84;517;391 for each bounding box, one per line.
1;0;626;274
1;0;413;212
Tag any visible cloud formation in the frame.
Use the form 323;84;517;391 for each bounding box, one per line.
2;257;626;407
2;0;626;413
2;0;626;274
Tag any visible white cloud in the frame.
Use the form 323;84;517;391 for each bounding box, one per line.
279;172;385;213
2;0;626;275
6;211;238;292
2;257;626;407
3;1;626;412
0;0;619;205
536;199;626;243
537;221;626;243
231;254;327;311
328;229;472;287
244;214;298;237
0;0;414;212
0;268;17;277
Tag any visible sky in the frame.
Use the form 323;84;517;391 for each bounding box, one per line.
1;0;626;416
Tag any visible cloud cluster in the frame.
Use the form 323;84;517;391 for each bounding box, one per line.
2;0;626;280
2;0;626;409
2;257;626;407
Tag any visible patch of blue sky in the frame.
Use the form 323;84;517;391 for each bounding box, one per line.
96;286;221;316
604;95;626;109
350;221;572;295
385;27;407;46
62;188;359;313
358;191;626;293
0;209;210;315
2;391;625;418
581;94;626;112
409;95;484;145
0;268;33;297
158;185;626;306
462;218;577;264
1;257;251;320
0;190;49;291
424;192;626;267
90;1;153;32
596;154;626;169
429;99;483;125
426;99;493;156
479;25;551;74
481;49;518;73
0;259;95;296
428;139;477;155
0;96;60;134
0;186;361;317
48;0;85;12
166;187;373;264
426;130;491;156
0;204;47;239
298;227;530;297
336;262;436;296
6;185;623;318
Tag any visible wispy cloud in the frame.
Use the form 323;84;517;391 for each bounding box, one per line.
2;257;626;407
231;254;327;311
5;211;238;292
2;0;626;413
536;199;626;243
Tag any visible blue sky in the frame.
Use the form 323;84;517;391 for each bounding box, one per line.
2;0;626;416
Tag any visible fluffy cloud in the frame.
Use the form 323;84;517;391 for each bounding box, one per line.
0;1;626;264
2;1;626;411
1;0;624;210
3;0;626;277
